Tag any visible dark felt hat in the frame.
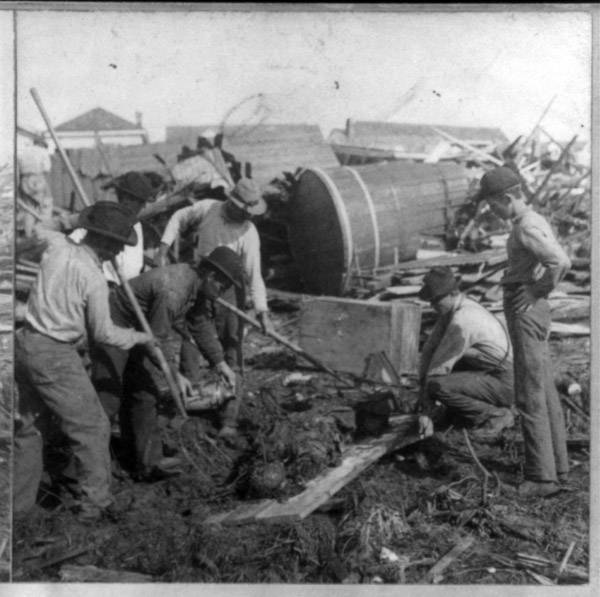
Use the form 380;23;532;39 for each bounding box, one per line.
201;246;244;289
228;177;267;216
478;166;521;200
78;201;138;246
103;171;157;203
418;266;460;302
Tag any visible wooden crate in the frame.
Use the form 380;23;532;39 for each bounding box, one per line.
298;297;421;375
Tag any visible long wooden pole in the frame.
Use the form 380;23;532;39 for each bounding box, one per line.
29;90;187;417
430;127;504;166
30;88;91;207
113;260;188;419
215;297;351;386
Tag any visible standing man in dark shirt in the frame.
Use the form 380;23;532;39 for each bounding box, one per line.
478;166;571;497
92;246;243;479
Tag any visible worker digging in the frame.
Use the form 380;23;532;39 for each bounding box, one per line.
10;84;590;585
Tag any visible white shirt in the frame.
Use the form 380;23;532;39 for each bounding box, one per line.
18;144;51;175
69;221;144;285
160;199;267;312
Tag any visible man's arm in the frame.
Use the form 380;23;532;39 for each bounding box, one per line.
158;202;209;265
520;223;571;297
240;225;273;333
86;278;150;350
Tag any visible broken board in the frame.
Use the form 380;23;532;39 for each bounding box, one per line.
205;415;421;527
298;296;421;374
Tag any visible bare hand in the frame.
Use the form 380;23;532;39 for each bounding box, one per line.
418;415;434;439
215;361;236;389
257;311;275;335
136;332;154;346
510;285;536;313
176;372;194;397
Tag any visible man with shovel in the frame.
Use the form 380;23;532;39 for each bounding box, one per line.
14;202;152;520
92;246;244;480
157;177;274;442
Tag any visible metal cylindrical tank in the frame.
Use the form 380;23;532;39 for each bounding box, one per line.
287;161;469;295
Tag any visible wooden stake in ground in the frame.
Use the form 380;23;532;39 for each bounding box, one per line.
422;535;475;583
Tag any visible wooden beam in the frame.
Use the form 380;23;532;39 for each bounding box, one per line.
383;249;507;273
430;127;503;166
206;415;422;527
253;415;421;524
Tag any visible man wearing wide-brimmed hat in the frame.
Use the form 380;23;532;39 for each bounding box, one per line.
70;170;158;286
479;166;571;498
416;266;515;439
13;201;152;520
93;246;245;477
157;178;273;433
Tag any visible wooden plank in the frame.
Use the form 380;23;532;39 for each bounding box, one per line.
253;415;420;525
59;565;153;582
203;499;274;527
380;249;507;273
299;297;421;375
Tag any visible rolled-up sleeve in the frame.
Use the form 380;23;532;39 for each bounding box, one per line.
240;225;268;312
86;277;145;350
161;202;208;247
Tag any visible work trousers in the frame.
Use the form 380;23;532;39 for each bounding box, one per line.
13;327;112;512
91;343;130;421
504;293;568;482
425;366;514;425
120;347;165;473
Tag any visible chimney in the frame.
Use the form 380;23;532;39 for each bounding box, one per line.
135;111;143;128
345;118;355;140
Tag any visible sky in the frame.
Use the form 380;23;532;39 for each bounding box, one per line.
0;7;593;164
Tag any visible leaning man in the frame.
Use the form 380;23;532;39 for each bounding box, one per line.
13;202;151;520
417;266;514;438
478;166;571;497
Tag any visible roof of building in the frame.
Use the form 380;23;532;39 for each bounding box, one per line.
55;107;142;132
329;121;509;155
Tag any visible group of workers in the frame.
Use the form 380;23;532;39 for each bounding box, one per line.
13;159;572;522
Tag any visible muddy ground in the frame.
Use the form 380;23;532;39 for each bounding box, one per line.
11;305;590;585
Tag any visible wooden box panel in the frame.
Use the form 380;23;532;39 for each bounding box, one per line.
298;297;421;375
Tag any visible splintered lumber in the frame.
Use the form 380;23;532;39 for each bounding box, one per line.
422;535;475;583
550;322;590;337
299;297;421;375
210;415;422;526
59;565;153;582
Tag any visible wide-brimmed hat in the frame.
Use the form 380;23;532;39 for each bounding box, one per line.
102;171;157;203
418;266;460;302
200;246;244;289
78;201;138;246
228;178;267;216
477;166;521;201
